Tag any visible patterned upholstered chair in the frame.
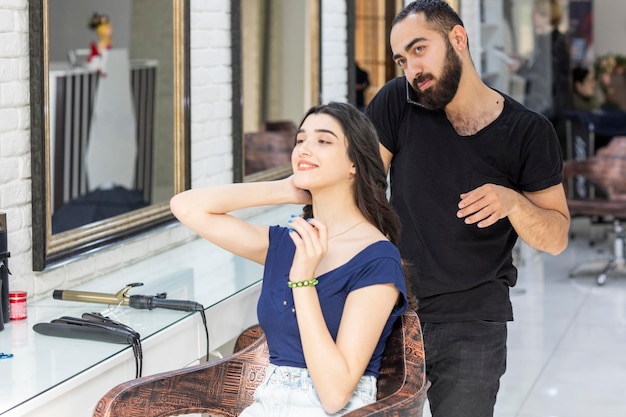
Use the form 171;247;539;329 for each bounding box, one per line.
92;310;429;417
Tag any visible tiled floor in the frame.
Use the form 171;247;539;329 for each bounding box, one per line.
423;217;626;417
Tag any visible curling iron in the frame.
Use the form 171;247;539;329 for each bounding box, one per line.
53;282;204;312
53;282;211;361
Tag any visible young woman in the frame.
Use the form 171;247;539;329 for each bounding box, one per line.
170;102;410;416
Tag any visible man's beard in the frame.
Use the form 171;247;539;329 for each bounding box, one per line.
410;42;462;110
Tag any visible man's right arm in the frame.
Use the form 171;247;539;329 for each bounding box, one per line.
366;78;402;175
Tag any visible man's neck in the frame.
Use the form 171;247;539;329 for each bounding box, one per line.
445;72;504;136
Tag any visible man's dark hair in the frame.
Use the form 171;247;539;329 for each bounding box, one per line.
393;0;464;39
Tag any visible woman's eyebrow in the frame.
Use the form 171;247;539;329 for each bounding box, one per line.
297;128;339;139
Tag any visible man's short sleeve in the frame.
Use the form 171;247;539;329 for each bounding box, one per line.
365;77;406;155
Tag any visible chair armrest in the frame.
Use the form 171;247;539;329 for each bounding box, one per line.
233;324;264;352
343;311;429;417
342;381;430;417
93;334;269;417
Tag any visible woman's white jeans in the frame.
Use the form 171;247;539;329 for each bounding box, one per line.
239;364;377;417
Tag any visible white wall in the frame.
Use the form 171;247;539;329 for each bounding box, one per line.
593;0;626;57
0;0;33;295
0;0;349;302
47;0;132;62
321;0;348;103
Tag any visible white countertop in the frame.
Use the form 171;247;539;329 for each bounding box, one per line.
0;205;296;415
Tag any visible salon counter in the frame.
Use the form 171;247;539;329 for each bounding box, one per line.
0;206;294;417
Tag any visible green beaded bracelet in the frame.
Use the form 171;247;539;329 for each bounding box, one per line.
287;278;319;288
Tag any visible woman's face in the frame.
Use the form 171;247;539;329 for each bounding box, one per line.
291;113;355;191
576;71;597;99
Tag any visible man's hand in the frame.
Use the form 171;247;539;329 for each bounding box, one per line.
457;184;521;228
457;183;569;254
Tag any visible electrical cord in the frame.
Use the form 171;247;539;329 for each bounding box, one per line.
131;335;143;377
127;295;209;361
198;307;209;361
81;312;143;378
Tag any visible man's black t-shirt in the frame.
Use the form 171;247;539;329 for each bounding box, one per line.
366;77;563;323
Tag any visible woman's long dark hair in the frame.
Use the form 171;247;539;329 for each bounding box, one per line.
297;102;417;310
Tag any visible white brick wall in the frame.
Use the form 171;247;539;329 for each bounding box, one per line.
0;0;349;302
321;0;348;103
189;0;233;190
0;0;33;296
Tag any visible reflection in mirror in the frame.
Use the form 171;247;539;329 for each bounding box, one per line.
233;0;320;182
29;0;190;271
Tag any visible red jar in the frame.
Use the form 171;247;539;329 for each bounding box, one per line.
9;291;27;320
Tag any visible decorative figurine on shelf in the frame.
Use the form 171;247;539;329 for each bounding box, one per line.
86;13;112;76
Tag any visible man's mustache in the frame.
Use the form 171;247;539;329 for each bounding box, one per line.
412;74;434;92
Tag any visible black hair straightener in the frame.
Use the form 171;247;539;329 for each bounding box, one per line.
33;312;143;377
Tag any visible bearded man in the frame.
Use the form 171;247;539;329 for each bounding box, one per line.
365;2;570;417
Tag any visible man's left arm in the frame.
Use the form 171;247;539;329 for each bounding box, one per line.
457;183;570;255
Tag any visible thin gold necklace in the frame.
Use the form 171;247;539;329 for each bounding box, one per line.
329;220;364;240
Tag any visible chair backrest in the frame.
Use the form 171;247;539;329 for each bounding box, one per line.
376;311;414;399
243;130;292;174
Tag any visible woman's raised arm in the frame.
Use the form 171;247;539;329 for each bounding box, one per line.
169;178;311;264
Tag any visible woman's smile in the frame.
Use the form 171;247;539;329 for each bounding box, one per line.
297;160;319;171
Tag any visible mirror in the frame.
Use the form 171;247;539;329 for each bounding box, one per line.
29;0;190;271
232;0;321;182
